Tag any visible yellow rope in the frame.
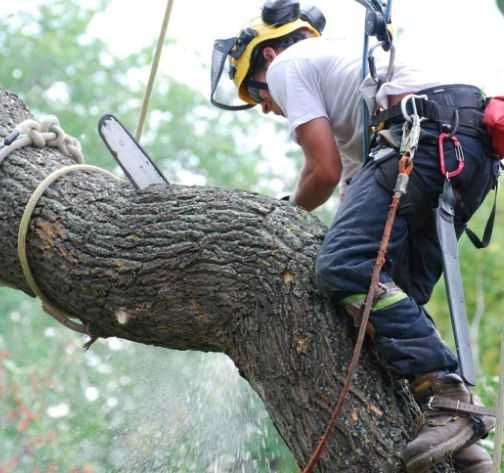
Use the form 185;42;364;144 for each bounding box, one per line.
17;164;118;334
135;0;176;142
0;115;120;338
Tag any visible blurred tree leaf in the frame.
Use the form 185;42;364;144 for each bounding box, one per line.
498;0;504;15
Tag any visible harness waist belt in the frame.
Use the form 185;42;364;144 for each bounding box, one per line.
372;84;486;133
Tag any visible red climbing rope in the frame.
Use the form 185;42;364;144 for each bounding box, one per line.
300;153;414;473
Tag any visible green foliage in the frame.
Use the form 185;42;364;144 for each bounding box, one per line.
498;0;504;16
0;0;282;195
0;1;296;471
477;373;503;472
0;294;297;471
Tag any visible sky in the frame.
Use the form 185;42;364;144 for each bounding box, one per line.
1;0;503;98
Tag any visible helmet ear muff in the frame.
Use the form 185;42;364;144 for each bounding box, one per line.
300;6;326;34
261;1;326;34
262;0;300;26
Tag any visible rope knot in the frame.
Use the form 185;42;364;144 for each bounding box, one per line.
41;116;67;153
4;116;84;164
17;119;45;148
42;115;84;163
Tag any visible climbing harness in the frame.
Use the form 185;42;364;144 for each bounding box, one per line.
300;94;420;473
135;0;176;142
0;116;118;346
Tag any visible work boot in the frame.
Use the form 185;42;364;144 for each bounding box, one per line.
402;372;495;473
453;442;493;473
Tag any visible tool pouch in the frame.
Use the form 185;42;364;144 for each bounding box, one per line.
482;96;504;158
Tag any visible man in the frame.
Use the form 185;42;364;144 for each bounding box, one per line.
211;1;499;471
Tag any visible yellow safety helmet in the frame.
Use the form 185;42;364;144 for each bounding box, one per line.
211;1;325;111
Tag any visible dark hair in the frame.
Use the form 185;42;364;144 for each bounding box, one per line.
248;28;310;78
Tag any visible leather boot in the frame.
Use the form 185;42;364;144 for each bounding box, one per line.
402;372;495;473
453;442;493;473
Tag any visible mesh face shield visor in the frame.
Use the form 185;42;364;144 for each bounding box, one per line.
210;37;255;111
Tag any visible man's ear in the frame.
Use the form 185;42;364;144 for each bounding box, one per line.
262;47;277;64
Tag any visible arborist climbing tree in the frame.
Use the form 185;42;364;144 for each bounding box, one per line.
211;0;502;472
0;1;503;472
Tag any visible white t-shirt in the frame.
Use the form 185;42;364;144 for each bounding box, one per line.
265;37;448;186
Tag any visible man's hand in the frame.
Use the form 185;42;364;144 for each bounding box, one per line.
291;117;342;211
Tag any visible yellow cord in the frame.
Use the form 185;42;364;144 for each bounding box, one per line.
17;164;118;334
135;0;176;141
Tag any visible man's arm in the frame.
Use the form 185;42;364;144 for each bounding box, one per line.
291;117;342;211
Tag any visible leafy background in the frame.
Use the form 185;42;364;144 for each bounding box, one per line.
0;1;502;472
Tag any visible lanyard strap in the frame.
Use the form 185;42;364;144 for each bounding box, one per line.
465;183;499;249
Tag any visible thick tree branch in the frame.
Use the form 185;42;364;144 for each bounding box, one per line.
0;90;456;472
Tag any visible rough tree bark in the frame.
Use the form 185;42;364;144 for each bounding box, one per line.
0;91;457;472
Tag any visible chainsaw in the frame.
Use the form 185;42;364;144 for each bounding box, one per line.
98;114;169;189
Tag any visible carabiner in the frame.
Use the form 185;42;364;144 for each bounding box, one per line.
437;132;465;179
400;94;428;123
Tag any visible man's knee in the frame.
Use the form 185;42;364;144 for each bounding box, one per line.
316;245;354;295
315;251;337;294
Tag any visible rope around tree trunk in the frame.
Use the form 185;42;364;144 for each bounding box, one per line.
0;116;119;344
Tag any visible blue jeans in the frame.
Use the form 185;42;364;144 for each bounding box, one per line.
316;85;498;378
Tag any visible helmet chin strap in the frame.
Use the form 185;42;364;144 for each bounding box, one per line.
211;100;255;112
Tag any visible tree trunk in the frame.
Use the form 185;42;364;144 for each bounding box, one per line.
0;90;456;472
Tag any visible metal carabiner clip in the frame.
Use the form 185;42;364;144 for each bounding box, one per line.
400;94;428;123
399;94;427;159
437;132;465;179
368;41;396;84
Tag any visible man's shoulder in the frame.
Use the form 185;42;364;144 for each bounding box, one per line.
271;37;360;68
274;37;329;62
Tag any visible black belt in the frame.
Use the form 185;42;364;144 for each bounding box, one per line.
372;84;486;135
